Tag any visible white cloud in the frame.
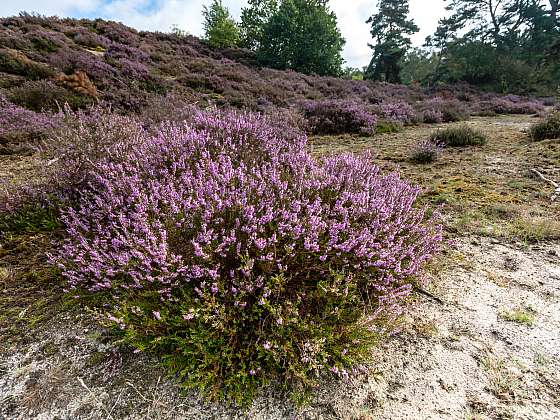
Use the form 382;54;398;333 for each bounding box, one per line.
0;0;448;68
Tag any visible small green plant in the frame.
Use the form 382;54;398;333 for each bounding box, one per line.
529;112;560;141
499;308;535;326
0;202;60;236
375;120;402;134
430;125;487;147
410;139;443;164
480;353;522;401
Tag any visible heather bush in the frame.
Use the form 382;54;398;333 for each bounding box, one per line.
44;105;147;199
420;97;469;123
54;110;442;402
420;109;444;124
71;29;111;49
0;96;59;152
430;125;487;147
0;48;55;79
410;139;443;163
301;100;377;135
378;102;416;125
8;80;94;111
479;98;544;115
529;113;560;141
48;48;117;81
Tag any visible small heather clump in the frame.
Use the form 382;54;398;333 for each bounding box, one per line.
0;95;59;152
54;109;442;403
529;112;560;141
410;139;444;164
421;109;444;124
420;97;470;123
378;102;416;125
430;125;487;147
301;99;377;135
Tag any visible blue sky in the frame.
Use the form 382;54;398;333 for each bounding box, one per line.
0;0;447;68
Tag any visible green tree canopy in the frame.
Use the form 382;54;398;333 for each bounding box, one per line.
423;0;560;93
257;0;346;76
365;0;419;83
202;0;240;48
240;0;278;50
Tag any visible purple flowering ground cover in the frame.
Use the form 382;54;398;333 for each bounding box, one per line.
44;109;442;402
0;13;558;417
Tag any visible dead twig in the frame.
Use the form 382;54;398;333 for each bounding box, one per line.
77;377;115;420
531;169;560;202
414;286;445;305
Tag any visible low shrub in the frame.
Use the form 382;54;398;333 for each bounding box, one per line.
421;109;444;124
479;98;544;115
529;113;560;141
54;110;442;403
410;139;443;163
301;100;377;135
375;120;403;134
0;48;55;79
420;98;470;123
8;80;95;111
378;102;416;125
430;125;487;147
0;96;59;149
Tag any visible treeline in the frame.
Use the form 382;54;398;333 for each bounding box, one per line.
200;0;559;94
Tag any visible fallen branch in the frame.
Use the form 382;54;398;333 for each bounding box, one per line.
414;286;445;305
531;169;560;202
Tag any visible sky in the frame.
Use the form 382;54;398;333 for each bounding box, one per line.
0;0;448;68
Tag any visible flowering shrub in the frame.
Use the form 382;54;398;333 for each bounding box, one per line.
378;102;416;125
301;100;377;135
410;139;444;163
420;97;470;122
0;95;59;152
479;98;544;115
54;110;442;402
421;109;444;124
8;80;94;111
71;29;111;49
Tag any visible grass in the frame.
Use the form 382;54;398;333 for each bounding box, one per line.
480;353;523;401
310;114;559;245
499;308;536;326
0;232;66;347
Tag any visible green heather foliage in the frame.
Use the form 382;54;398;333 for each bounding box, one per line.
529;112;560;141
430;125;487;147
202;0;241;48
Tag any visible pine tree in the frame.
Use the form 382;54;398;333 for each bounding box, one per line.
202;0;240;48
365;0;418;83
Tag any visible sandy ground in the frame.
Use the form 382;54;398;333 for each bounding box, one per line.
1;237;558;419
1;114;559;419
